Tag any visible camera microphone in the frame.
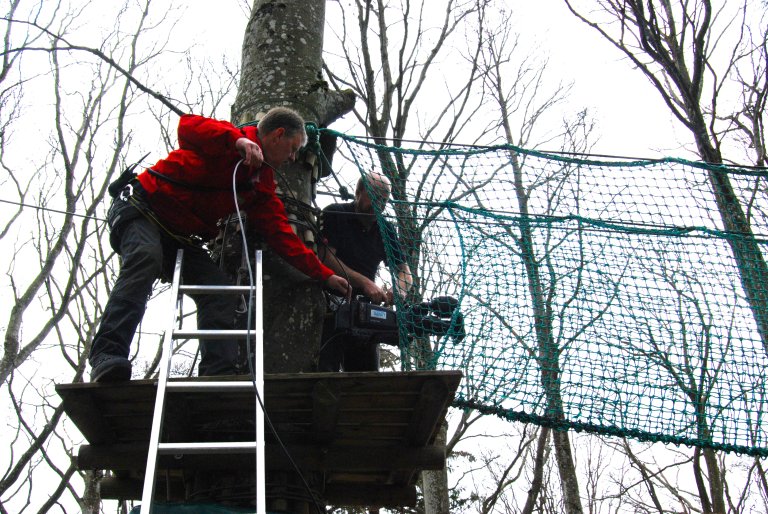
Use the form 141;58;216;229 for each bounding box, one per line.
410;296;458;318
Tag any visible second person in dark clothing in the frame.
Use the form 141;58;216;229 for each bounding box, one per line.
318;173;412;371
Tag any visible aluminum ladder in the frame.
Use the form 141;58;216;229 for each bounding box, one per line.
139;249;265;514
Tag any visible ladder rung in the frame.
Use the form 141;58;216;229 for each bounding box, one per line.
142;249;267;514
158;442;259;455
179;285;256;294
166;381;257;392
173;329;257;340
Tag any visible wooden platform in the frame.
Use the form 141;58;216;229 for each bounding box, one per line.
56;370;461;508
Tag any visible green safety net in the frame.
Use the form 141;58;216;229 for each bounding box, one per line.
317;127;768;457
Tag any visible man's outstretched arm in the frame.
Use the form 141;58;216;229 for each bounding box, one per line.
319;244;389;304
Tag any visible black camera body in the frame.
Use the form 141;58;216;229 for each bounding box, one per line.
333;299;400;345
331;296;465;347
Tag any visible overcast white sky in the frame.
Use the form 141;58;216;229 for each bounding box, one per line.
0;3;755;511
513;0;687;157
176;0;686;160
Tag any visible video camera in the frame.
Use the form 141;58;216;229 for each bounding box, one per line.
331;295;465;346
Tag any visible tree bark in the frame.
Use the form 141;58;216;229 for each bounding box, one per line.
421;422;450;514
81;470;101;514
231;0;354;375
231;0;355;128
227;1;353;511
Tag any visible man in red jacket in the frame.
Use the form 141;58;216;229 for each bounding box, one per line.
89;107;350;382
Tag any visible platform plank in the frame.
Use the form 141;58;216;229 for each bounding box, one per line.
56;370;461;508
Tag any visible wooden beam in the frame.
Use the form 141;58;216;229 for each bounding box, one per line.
99;476;186;502
404;378;450;446
324;483;418;507
58;371;462;508
311;379;340;443
57;385;122;445
78;443;445;473
99;477;419;507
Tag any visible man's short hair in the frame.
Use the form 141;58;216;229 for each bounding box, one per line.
357;172;392;195
258;107;306;140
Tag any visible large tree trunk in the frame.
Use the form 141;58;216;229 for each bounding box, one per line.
232;0;355;127
208;1;353;511
231;0;354;375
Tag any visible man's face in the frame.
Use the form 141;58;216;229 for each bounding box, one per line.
262;128;305;167
355;184;390;214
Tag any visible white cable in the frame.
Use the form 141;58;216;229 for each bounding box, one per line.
231;159;265;514
231;155;327;514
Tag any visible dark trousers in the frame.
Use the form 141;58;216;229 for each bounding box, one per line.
89;196;238;376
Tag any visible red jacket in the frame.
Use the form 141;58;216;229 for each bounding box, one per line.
137;114;334;281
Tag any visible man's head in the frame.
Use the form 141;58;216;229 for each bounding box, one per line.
355;173;391;214
257;107;307;167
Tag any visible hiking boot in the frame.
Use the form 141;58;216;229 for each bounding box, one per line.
90;354;132;382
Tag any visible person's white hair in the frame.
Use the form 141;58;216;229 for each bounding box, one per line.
357;172;391;195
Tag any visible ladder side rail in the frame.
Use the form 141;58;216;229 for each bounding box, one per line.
140;249;185;514
255;250;265;514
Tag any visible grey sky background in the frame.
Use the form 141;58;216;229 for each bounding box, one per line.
181;0;684;159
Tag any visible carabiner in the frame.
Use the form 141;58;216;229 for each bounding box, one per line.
119;183;134;202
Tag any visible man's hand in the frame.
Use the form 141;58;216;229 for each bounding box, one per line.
235;137;264;168
360;278;388;304
383;284;394;305
325;274;351;299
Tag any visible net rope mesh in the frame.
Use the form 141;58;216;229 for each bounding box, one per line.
319;127;768;456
